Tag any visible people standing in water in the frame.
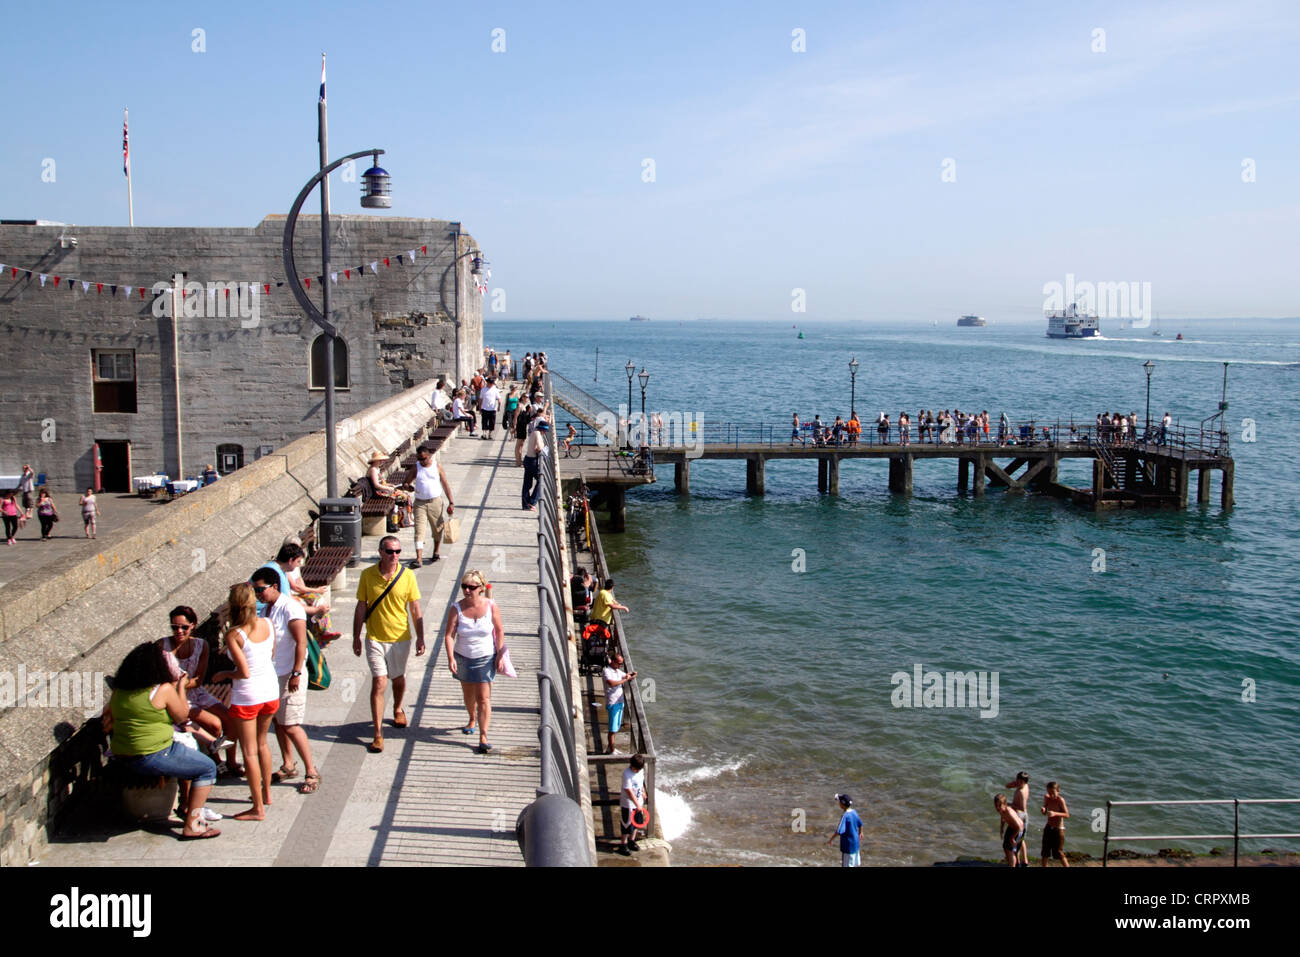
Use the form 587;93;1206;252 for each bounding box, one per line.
828;793;863;867
993;793;1025;867
1005;771;1031;866
1039;781;1070;867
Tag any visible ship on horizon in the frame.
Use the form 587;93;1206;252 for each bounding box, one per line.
957;314;986;327
629;315;650;322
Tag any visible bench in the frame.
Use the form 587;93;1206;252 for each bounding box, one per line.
301;545;354;588
347;476;398;535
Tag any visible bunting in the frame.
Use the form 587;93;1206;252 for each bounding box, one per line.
0;239;455;303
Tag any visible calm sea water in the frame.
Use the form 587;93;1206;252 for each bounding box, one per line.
489;318;1300;866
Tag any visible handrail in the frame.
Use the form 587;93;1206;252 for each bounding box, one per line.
1102;797;1300;867
583;507;658;836
516;375;594;866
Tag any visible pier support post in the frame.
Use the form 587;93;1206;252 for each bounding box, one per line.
888;455;913;495
826;455;839;495
817;457;828;493
1220;460;1234;509
675;458;690;495
958;457;970;493
1092;459;1105;500
973;455;986;497
745;455;766;495
607;485;626;533
1174;462;1189;509
1197;468;1211;505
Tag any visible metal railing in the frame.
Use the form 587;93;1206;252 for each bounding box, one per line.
550;370;618;443
516;376;593;866
582;504;658;835
1103;798;1300;866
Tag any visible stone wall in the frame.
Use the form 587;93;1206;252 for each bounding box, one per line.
0;379;449;865
0;216;483;492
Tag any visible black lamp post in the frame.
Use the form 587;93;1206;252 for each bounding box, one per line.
849;356;860;417
282;148;390;500
624;359;636;449
638;367;650;445
1143;360;1154;437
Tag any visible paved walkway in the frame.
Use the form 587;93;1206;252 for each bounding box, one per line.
0;493;162;590
38;429;543;867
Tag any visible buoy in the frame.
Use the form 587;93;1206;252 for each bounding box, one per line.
631;807;649;830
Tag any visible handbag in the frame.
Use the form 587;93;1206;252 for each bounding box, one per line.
306;633;331;690
442;516;460;544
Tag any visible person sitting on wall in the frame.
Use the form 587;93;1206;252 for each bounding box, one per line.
367;453;410;505
450;390;477;434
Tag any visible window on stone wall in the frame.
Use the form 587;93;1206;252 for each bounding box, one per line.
215;444;244;475
309;335;350;390
91;349;137;413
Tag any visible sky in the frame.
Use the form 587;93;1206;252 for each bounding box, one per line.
2;0;1297;322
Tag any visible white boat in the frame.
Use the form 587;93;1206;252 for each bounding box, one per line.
1046;303;1100;338
957;315;986;327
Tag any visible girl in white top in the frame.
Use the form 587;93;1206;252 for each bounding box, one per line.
212;582;277;821
444;569;505;754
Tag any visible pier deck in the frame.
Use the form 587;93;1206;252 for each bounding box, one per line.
39;431;546;867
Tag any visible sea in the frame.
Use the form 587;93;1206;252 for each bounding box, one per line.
487;317;1300;866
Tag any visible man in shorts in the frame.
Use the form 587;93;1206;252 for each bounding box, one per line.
400;444;454;568
353;535;424;753
252;568;320;793
1039;780;1070;867
601;648;636;755
617;753;647;856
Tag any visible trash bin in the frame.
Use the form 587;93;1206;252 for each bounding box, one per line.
319;497;362;565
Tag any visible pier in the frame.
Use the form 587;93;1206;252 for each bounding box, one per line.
550;371;1235;515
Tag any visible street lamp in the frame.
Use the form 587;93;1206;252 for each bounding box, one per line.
638;367;650;445
283;147;389;500
849;356;860;417
1143;360;1154;437
624;360;636;449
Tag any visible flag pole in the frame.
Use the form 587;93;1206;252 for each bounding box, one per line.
124;107;134;227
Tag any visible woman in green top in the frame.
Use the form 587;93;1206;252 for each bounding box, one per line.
505;385;520;433
103;642;221;839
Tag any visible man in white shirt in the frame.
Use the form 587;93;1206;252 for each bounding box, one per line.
432;378;451;418
250;568;320;794
601;648;636;755
618;753;647;856
400;444;455;568
478;377;501;440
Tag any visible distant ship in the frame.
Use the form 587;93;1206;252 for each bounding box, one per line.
1046;302;1100;338
957;315;986;327
629;315;650;322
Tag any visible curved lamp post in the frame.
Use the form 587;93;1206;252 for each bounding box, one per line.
849;356;860;417
282;148;389;499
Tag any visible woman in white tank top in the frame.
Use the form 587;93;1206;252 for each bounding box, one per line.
212;582;277;821
444;569;505;754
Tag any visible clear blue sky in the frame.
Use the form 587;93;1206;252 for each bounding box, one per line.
2;0;1297;321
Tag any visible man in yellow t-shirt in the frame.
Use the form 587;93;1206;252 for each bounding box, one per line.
353;535;424;753
590;578;629;626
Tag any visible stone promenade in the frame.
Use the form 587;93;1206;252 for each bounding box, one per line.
37;428;542;867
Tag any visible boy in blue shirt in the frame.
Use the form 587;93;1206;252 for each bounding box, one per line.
828;793;863;867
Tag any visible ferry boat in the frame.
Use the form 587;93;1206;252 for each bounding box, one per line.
1045;302;1100;338
957;315;986;327
629;315;650;322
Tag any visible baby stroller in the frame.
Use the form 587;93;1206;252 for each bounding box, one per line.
579;621;612;676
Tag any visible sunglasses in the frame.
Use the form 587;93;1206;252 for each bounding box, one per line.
383;547;402;555
253;585;271;593
170;624;193;631
461;583;480;592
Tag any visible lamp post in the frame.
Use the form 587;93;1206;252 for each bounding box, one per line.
282;148;390;500
638;367;650;445
849;356;860;417
624;359;636;449
1143;360;1154;437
